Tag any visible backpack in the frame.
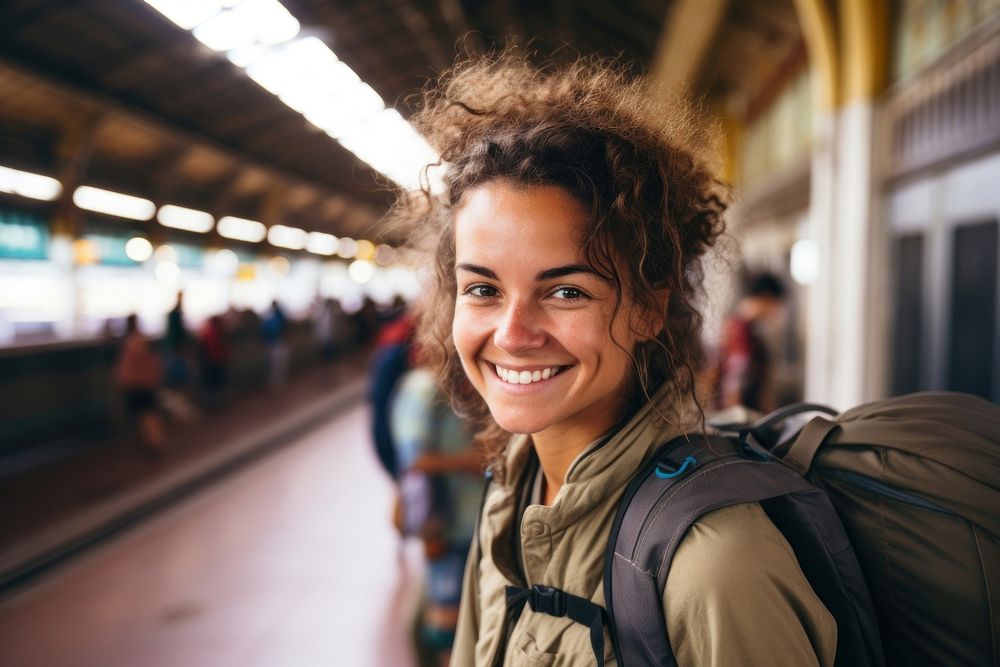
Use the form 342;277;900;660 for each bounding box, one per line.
607;391;1000;667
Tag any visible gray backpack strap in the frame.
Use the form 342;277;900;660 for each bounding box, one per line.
605;434;884;667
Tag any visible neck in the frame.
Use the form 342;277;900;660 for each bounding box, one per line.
532;431;585;506
527;385;637;505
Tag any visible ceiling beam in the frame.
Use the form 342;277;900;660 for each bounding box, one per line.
576;1;661;53
391;0;450;70
651;0;730;94
436;0;486;53
0;54;383;211
51;109;105;237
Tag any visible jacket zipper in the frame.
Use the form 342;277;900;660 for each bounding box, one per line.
486;454;536;667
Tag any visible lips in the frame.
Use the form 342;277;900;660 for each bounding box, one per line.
493;363;566;385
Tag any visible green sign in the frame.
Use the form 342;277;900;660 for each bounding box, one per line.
85;233;133;266
0;209;48;260
173;242;204;268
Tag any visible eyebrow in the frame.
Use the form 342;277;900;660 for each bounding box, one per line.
456;262;597;281
456;263;498;279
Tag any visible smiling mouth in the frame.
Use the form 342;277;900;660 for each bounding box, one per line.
493;363;568;385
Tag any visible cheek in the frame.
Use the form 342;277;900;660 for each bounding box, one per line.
452;308;483;365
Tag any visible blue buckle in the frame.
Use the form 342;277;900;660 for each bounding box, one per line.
655;455;697;479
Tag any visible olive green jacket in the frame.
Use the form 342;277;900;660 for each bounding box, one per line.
450;390;837;666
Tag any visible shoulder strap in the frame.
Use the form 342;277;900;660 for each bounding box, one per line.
604;434;824;667
781;416;840;475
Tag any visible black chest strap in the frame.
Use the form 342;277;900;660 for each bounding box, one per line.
505;584;608;666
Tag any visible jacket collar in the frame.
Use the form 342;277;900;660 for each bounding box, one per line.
494;383;701;533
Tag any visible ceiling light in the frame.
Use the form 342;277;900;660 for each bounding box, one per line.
217;215;266;242
73;186;156;221
306;231;338;256
157;204;214;233
208;248;240;276
374;244;396;265
269;255;290;275
249;38;349;105
791;238;819;286
336;237;357;259
337;109;439;191
156;260;181;283
0;165;63;201
142;0;223;31
125;237;154;262
355;239;375;261
193;0;298;53
143;0;440;191
348;259;374;284
267;224;307;249
155;244;178;263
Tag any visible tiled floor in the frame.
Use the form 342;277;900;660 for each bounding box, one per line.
0;404;422;667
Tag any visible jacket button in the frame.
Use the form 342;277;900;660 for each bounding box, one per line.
529;522;547;536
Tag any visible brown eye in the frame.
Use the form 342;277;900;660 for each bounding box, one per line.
552;287;586;300
464;284;499;298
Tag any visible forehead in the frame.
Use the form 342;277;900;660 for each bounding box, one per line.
454;181;589;262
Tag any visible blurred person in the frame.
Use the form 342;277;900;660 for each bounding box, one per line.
391;355;481;667
197;314;229;407
355;297;380;345
164;291;192;390
369;309;415;479
389;52;836;666
312;297;340;369
262;299;289;389
115;314;166;454
714;271;787;413
158;292;201;423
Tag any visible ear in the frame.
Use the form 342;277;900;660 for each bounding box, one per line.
631;288;670;341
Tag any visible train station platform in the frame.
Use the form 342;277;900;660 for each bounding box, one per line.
0;354;370;594
0;355;424;666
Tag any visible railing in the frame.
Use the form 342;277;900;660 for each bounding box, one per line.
883;18;1000;181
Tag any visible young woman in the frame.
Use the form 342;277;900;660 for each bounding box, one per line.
394;53;836;666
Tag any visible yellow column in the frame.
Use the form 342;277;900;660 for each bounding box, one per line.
792;0;840;110
840;0;889;103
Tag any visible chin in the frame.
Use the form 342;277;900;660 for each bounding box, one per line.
488;409;549;436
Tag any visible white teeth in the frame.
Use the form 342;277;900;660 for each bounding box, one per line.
494;364;562;385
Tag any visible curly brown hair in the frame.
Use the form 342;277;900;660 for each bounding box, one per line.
391;50;728;479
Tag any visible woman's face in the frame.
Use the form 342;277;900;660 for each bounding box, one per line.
452;180;645;448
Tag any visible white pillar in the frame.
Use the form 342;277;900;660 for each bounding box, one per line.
805;100;881;409
831;100;876;407
804;110;838;405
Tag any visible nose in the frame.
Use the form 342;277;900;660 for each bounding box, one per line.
493;300;546;354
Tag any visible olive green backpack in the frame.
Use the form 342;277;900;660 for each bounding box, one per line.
604;391;1000;666
767;392;1000;666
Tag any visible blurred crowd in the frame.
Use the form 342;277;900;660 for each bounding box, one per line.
111;292;394;455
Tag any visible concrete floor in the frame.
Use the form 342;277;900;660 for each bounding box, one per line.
0;404;421;667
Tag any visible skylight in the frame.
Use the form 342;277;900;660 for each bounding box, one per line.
142;0;441;192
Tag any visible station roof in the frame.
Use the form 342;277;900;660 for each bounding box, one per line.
0;0;801;241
